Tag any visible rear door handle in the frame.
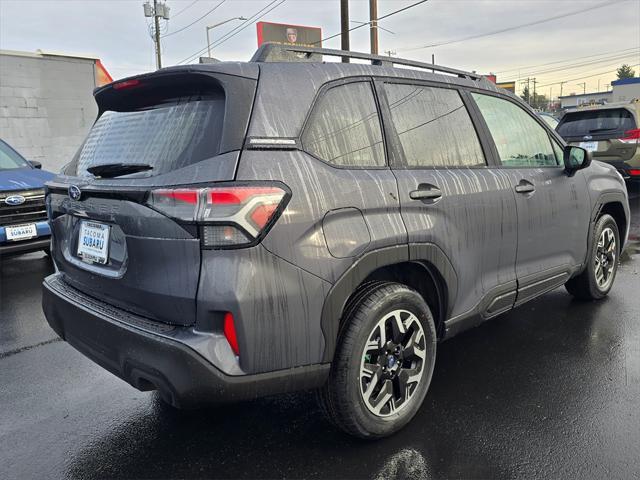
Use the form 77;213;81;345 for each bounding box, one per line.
409;187;442;201
514;180;535;194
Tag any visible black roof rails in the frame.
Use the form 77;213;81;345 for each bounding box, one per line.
250;43;481;81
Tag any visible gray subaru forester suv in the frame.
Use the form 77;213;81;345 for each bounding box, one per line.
42;45;630;439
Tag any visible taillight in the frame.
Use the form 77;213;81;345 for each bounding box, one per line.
628;169;640;176
620;128;640;144
147;184;289;248
112;79;141;90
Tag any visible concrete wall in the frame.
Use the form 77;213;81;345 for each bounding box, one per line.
0;51;98;172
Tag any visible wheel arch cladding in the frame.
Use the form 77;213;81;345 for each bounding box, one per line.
599;201;627;243
320;244;457;362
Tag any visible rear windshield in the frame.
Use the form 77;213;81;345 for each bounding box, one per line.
557;108;636;138
71;95;224;178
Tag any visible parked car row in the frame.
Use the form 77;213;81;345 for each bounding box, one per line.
557;100;640;181
536;100;640;181
0;139;53;256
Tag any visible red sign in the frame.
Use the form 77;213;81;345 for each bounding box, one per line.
256;21;322;48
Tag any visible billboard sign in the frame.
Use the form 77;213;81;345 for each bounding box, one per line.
256;21;322;48
496;81;516;94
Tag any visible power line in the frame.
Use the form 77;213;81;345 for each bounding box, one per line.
172;0;199;18
211;0;284;48
176;0;285;65
400;0;629;52
177;0;282;64
518;52;640;78
317;0;430;45
533;58;639;85
537;63;640;88
494;46;639;75
161;0;226;38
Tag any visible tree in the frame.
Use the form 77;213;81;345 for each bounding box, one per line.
617;64;636;80
520;85;548;110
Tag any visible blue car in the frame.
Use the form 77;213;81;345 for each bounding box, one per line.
0;139;54;256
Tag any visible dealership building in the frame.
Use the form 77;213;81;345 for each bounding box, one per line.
0;49;112;172
558;77;640;109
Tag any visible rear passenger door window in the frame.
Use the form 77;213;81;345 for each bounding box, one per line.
471;93;559;167
302;81;385;167
384;83;485;167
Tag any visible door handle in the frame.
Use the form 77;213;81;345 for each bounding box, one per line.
409;187;442;201
514;180;535;194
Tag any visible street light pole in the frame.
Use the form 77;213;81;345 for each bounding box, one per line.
206;17;247;58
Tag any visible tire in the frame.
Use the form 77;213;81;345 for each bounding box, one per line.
318;282;437;439
565;213;620;300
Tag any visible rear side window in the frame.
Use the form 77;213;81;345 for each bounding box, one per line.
472;93;559;167
384;84;485;167
74;95;224;177
302;82;385;167
557;108;636;138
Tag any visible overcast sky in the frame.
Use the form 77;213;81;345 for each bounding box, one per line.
1;0;639;98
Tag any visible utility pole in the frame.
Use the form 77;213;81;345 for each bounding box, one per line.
577;82;586;95
340;0;350;62
369;0;378;55
154;0;162;69
143;1;169;70
559;81;566;98
532;77;537;109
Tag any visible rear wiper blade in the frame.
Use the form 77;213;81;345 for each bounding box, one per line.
588;128;617;133
87;163;153;178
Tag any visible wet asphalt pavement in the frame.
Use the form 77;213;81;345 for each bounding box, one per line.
1;188;639;480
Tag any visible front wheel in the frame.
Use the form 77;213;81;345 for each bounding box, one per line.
318;282;437;439
565;214;620;300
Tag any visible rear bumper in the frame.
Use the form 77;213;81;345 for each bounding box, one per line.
42;273;329;407
0;220;50;255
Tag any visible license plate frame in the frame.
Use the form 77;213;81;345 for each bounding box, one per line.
579;141;598;152
5;223;38;241
77;221;110;265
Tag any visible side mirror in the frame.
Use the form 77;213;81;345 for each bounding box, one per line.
563;146;591;175
28;160;42;169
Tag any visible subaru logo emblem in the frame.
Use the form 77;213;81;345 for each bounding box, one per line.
583;135;593;140
68;185;82;201
5;195;26;206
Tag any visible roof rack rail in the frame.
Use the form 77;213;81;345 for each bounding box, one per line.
250;43;481;81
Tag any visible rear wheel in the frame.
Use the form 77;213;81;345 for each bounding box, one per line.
318;282;437;439
565;214;620;300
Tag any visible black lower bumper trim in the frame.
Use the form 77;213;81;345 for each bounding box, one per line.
0;237;50;255
42;274;330;407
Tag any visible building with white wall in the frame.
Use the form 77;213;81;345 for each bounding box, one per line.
558;77;640;109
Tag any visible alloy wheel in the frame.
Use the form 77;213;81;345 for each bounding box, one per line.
359;309;427;417
594;226;616;290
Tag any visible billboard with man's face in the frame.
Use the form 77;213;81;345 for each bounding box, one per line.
257;21;322;48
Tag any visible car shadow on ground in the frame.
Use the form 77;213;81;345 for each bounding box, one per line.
64;280;628;480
